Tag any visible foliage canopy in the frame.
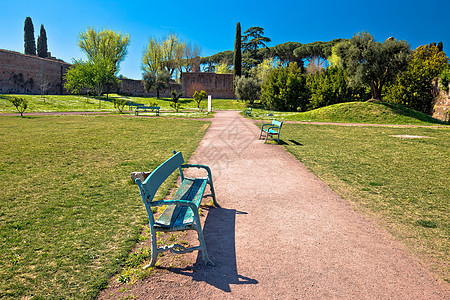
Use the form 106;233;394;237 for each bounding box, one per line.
336;32;411;100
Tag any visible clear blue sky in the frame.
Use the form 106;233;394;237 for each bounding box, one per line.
1;0;449;80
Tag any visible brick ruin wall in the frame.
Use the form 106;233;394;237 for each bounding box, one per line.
118;78;181;98
0;49;234;99
182;72;236;99
0;49;71;94
432;78;450;122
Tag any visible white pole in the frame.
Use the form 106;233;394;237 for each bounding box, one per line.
208;95;212;112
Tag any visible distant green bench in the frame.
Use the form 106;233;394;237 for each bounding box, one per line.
259;119;283;143
128;102;144;111
244;107;252;116
135;106;160;116
133;151;218;268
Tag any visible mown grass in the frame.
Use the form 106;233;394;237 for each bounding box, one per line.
247;101;447;125
281;124;449;282
0;94;244;114
0;115;209;299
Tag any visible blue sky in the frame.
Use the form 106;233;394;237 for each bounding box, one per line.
1;0;449;79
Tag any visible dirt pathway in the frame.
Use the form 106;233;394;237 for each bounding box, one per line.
100;111;448;299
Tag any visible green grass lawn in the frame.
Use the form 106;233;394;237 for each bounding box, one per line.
0;94;244;115
281;124;449;282
248;101;447;126
0;115;209;299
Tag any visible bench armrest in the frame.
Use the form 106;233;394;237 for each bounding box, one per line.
267;125;280;131
261;123;273;129
181;163;213;183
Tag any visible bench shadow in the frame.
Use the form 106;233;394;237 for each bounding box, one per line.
166;207;258;292
288;139;303;146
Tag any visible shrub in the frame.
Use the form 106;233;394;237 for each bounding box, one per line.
235;77;260;105
170;90;183;112
113;98;128;113
439;68;450;92
307;66;369;109
9;97;29;117
261;62;309;111
385;45;448;114
193;90;207;108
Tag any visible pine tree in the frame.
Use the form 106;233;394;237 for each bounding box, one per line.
37;24;48;58
233;22;242;78
24;17;36;56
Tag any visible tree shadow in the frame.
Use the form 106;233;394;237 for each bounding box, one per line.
164;207;258;292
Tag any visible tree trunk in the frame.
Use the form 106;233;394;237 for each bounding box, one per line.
371;81;382;100
156;89;160;99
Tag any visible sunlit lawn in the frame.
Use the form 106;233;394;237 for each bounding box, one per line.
282;124;449;282
0;94;244;115
0;115;209;299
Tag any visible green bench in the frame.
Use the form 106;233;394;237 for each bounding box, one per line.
135;106;160;116
134;151;218;268
259;119;284;143
244;107;252;116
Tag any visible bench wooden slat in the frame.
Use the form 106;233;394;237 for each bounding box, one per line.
155;178;207;228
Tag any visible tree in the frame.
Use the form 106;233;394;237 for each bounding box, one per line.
170;90;183;112
9;97;28;117
293;39;343;73
249;58;276;83
385;45;449;114
336;32;410;100
235;77;260;105
242;26;271;70
306;66;370;109
24;17;36;56
234;22;242;78
37;24;48;58
242;27;271;53
193;90;207;108
78;27;130;71
64;58;119;103
216;61;232;74
261;62;310;111
142;69;170;98
274;42;303;66
184;42;201;72
38;73;51;102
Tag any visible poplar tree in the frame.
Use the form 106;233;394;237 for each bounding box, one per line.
37;24;48;58
233;22;242;78
24;17;36;56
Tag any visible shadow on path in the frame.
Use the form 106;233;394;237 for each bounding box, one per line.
164;207;258;292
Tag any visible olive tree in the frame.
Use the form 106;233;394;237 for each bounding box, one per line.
336;32;410;100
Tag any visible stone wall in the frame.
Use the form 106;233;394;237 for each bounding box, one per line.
0;49;71;94
182;72;235;99
432;78;450;122
118;78;181;98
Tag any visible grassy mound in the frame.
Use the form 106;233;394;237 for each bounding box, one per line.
252;101;447;125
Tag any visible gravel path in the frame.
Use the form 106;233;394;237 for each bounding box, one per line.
99;111;449;299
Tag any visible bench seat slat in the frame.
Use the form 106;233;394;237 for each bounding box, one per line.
155;178;207;229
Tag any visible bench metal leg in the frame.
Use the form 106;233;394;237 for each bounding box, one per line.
144;228;159;268
194;217;214;266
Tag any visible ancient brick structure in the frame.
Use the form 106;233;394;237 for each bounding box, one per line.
0;49;71;94
118;78;181;98
432;78;450;122
182;72;235;99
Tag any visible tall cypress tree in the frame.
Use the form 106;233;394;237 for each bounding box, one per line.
37;24;48;58
24;17;36;56
233;22;242;78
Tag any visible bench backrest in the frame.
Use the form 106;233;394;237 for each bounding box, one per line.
136;151;184;203
272;120;283;130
